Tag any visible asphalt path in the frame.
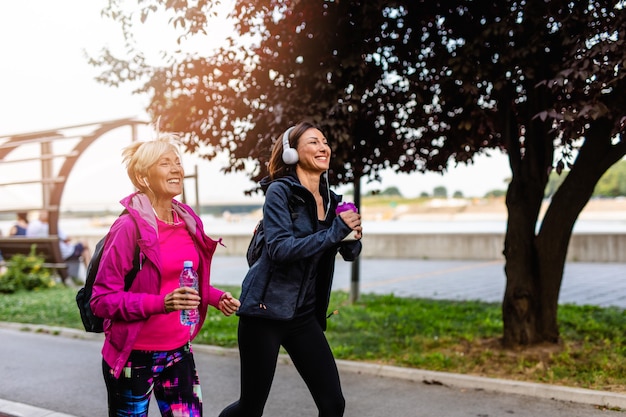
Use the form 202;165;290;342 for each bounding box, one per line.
0;325;624;417
2;257;626;416
211;257;626;309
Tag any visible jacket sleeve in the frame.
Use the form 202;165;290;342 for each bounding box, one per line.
195;211;224;308
90;216;166;322
199;231;225;309
263;183;354;263
339;239;362;261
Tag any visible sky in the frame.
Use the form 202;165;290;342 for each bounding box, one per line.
0;1;511;211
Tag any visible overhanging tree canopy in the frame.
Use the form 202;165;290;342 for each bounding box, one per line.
92;0;487;186
92;0;626;347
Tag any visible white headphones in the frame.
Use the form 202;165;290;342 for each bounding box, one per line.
282;126;299;165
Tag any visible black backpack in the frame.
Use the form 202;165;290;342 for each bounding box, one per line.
246;219;265;267
246;190;303;267
75;214;141;333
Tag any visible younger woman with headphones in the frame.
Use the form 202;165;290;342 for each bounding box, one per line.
219;121;363;417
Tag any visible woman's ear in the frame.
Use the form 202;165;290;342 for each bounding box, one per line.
135;173;149;189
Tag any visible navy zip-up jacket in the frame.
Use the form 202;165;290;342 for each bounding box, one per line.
237;174;361;329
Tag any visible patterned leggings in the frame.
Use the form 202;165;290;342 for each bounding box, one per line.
102;343;202;417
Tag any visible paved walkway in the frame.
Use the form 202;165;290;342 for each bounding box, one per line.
211;256;626;308
1;257;625;417
1;325;625;417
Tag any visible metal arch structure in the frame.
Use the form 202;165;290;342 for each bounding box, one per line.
0;118;147;235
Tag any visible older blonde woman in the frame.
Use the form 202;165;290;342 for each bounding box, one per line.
91;135;240;417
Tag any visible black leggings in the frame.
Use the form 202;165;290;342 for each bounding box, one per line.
219;314;345;417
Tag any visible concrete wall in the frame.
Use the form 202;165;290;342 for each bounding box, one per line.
76;232;626;263
567;233;626;262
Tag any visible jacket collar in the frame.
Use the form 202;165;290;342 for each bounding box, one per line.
260;173;342;216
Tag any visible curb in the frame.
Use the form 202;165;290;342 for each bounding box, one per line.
194;344;626;410
335;360;626;410
2;322;625;416
0;398;74;417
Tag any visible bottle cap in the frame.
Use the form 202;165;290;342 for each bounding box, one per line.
183;260;193;268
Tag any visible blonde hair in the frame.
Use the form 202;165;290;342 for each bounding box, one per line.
122;135;183;193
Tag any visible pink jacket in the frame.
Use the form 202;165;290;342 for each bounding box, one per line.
90;192;225;378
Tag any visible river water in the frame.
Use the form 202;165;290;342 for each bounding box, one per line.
1;215;625;238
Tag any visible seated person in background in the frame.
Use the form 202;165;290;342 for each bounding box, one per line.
9;212;29;236
25;210;49;237
26;210;91;266
58;230;91;267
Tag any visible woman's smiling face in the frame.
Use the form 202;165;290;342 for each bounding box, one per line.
296;128;331;174
146;150;184;199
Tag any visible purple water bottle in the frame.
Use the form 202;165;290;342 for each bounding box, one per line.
179;260;199;326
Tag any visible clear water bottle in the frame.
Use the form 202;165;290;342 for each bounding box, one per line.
179;260;199;326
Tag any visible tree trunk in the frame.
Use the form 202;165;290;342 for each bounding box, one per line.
502;118;626;347
502;115;552;347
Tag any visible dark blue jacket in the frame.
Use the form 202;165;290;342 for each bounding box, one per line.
237;174;361;329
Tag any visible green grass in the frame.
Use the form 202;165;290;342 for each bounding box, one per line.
1;286;625;393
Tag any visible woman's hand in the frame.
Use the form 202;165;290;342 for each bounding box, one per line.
218;292;241;316
164;287;200;313
339;210;363;240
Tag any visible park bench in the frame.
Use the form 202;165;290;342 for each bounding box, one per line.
0;236;69;282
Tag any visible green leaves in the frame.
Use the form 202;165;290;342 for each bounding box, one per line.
0;245;56;294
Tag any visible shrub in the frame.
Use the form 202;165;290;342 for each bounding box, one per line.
0;245;56;293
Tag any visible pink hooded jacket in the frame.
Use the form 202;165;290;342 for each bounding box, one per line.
90;192;224;378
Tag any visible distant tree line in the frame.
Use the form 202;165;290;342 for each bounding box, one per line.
370;159;626;200
547;160;626;198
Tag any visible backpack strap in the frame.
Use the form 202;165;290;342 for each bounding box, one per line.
124;243;141;290
119;209;141;290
